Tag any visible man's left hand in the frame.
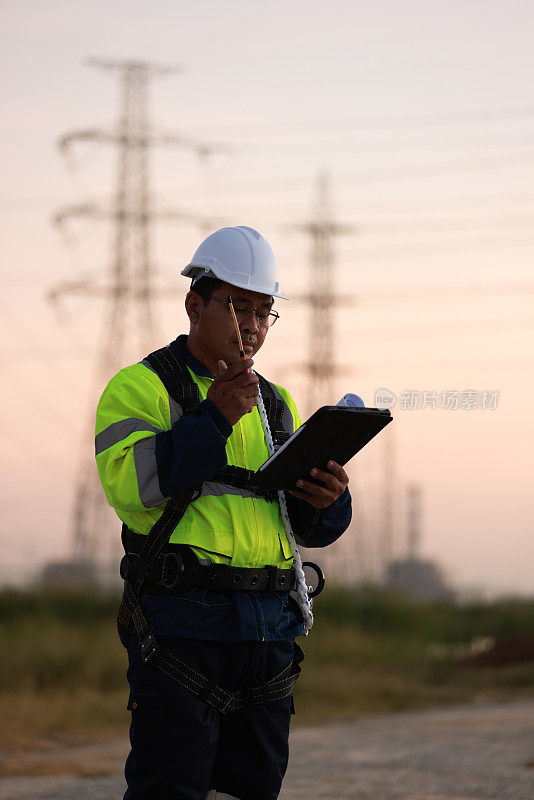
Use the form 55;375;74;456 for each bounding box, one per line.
289;460;349;509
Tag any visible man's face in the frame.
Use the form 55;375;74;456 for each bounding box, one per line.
187;282;274;367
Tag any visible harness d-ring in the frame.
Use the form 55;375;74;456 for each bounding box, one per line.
301;561;325;598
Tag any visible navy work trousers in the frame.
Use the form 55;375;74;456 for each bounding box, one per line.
123;635;296;800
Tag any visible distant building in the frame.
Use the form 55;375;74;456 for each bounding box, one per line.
40;558;121;589
385;556;451;600
40;559;98;587
385;484;452;600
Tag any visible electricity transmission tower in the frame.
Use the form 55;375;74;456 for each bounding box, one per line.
295;173;397;585
294;171;356;415
50;59;217;573
293;172;360;581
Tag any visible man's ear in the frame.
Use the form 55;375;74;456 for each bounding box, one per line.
185;290;202;324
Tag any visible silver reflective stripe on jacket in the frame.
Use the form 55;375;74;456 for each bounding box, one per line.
133;436;170;508
199;482;269;501
95;418;162;456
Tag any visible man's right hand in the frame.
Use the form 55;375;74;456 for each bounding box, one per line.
207;359;259;426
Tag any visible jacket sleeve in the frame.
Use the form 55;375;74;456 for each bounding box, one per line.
155;399;232;498
95;365;231;513
285;487;352;548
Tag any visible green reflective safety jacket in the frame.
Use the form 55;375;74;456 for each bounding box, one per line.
95;354;301;569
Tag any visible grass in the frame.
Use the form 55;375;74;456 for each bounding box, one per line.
0;588;128;755
292;586;534;723
294;620;534;724
2;585;534;754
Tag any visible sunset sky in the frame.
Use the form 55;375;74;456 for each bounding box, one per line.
1;0;533;594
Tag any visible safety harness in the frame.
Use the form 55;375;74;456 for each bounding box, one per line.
117;339;304;713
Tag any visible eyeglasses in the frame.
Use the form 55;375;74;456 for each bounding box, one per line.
200;295;280;328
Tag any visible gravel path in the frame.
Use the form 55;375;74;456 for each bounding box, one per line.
1;700;533;799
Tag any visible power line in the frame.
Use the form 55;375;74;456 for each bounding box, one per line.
8;183;534;213
348;315;534;341
156;158;534;200
341;232;534;259
238;149;534;180
0;360;80;436
204;150;534;193
355;354;534;369
0;299;91;395
0;346;93;362
238;140;534;159
356;282;534;298
355;212;534;233
0;418;71;473
197;106;534;135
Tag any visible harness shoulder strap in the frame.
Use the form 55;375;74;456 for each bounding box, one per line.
145;339;200;413
142;346;296;500
145;344;293;449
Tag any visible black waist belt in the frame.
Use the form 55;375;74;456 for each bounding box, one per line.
120;550;296;593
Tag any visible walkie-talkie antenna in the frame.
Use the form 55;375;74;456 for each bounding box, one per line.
227;295;245;359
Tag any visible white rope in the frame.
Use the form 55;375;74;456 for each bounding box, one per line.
255;383;314;634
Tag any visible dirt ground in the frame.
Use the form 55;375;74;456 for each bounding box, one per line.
1;699;533;799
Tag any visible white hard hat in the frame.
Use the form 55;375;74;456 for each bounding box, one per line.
181;226;289;299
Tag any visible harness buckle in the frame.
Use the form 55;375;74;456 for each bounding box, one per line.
160;552;184;591
140;633;159;663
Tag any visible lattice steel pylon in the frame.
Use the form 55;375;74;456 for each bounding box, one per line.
293;172;359;583
296;171;356;415
295;173;398;585
50;59;217;573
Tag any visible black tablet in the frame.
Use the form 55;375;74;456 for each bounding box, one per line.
253;406;393;490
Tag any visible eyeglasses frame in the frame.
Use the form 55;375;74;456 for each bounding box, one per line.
198;294;280;328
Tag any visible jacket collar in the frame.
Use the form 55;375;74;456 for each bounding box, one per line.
171;335;215;379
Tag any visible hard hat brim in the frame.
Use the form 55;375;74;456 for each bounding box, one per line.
181;263;290;300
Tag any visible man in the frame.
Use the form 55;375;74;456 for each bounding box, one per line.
95;226;351;800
